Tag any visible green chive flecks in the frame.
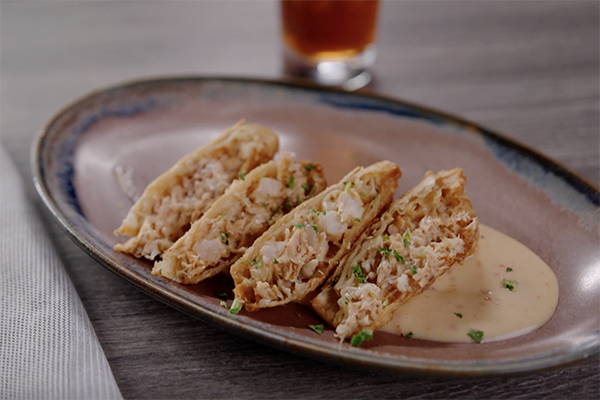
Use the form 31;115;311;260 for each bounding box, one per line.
309;324;324;335
377;247;391;257
403;231;411;247
352;265;367;283
286;176;294;189
294;223;305;229
350;329;373;347
502;278;518;291
229;299;243;314
305;163;316;172
238;171;245;181
393;249;404;263
409;265;417;275
468;329;484;343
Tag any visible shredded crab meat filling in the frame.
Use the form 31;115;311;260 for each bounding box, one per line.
127;158;237;259
331;180;476;340
245;179;380;305
163;160;318;283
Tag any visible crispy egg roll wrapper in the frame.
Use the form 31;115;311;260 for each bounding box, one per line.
231;161;402;311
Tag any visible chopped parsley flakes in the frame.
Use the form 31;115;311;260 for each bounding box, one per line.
409;265;417;275
350;329;373;347
305;163;316;172
238;171;245;181
502;278;518;291
308;324;324;335
293;223;306;229
506;267;513;272
454;312;463;318
468;329;484;343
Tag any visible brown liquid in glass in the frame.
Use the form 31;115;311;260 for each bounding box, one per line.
281;0;379;59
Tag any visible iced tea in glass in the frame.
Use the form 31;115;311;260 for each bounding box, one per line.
281;0;380;90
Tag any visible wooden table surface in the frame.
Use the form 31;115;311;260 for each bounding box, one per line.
2;1;598;398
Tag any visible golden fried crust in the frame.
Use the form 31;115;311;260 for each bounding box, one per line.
152;152;327;284
231;161;402;312
312;168;479;341
113;121;279;260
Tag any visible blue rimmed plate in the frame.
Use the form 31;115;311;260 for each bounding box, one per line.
32;77;599;376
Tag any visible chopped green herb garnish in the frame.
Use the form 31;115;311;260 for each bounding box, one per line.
455;312;463;318
377;247;391;257
302;183;310;191
309;324;324;335
214;292;228;300
284;202;293;209
296;313;301;318
354;218;361;222
409;265;417;275
329;275;340;286
229;299;243;314
506;267;513;272
220;212;227;219
350;329;373;347
468;329;484;343
254;259;263;268
382;235;390;241
393;249;404;263
502;278;518;291
273;259;279;264
352;265;367;283
219;300;227;308
360;191;366;197
344;181;355;193
238;171;245;181
403;231;411;247
311;224;319;232
220;232;230;245
370;193;379;203
382;299;389;308
406;332;414;338
305;163;316;172
294;223;305;229
158;269;162;275
286;176;294;189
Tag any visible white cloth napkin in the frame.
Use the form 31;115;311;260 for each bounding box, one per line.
0;145;123;399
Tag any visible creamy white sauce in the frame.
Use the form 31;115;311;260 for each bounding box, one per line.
381;224;559;343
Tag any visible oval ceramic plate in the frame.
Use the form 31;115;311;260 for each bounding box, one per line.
33;77;599;376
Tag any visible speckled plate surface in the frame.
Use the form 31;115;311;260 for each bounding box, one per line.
32;77;599;376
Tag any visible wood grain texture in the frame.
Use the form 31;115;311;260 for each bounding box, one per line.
1;1;598;399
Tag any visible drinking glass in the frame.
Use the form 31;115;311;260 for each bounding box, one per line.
281;0;380;90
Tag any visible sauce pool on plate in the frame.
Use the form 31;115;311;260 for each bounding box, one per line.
381;224;559;343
